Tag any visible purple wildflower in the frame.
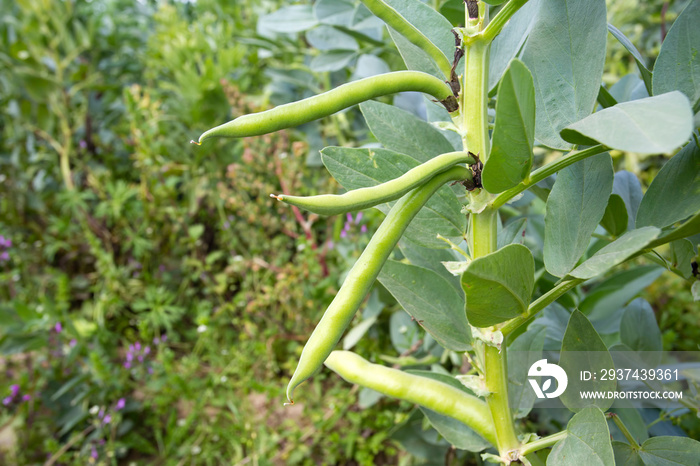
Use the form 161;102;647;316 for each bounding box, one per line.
160;334;167;342
22;394;31;402
361;225;367;234
54;322;62;333
10;385;19;397
346;213;353;224
102;414;111;424
91;446;98;459
115;398;125;411
70;339;77;347
340;230;347;239
124;339;158;372
355;212;363;224
0;251;8;262
2;397;11;406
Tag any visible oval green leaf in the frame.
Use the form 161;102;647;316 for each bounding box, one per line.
462;244;535;328
636;139;700;229
613;171;643;232
388;27;443;79
579;265;663;327
520;0;608;150
560;92;693;155
569;227;660;280
488;0;540;91
560;311;616;412
652;0;700;110
607;24;652;95
614;436;700;465
508;326;546;418
379;260;471;351
257;5;318;34
601;194;629;237
360;100;455;163
483;59;535;193
619;298;662;353
548;406;614;466
314;0;355;26
544;153;614;277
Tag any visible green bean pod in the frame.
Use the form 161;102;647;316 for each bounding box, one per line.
195;71;458;143
286;166;470;403
272;151;475;216
325;350;497;446
359;0;452;79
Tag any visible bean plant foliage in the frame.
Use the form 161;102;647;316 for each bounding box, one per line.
195;0;700;464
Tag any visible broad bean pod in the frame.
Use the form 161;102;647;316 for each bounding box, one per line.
272;151;476;216
358;0;452;79
286;166;471;403
325;350;497;446
195;71;458;143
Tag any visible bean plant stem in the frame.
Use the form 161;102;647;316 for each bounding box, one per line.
519;431;568;456
500;278;583;336
484;344;520;455
607;413;640;448
482;0;530;43
491;144;608;208
642;252;687;279
462;3;519;457
462;41;490;160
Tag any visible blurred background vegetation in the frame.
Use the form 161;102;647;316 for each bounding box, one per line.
0;0;696;464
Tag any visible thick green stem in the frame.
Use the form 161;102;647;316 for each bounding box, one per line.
462;40;490;159
484;344;520;455
470;208;497;257
461;6;519;457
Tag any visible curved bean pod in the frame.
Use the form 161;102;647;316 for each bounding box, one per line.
286;166;470;403
358;0;452;79
272;151;476;216
196;71;458;143
325;350;497;446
